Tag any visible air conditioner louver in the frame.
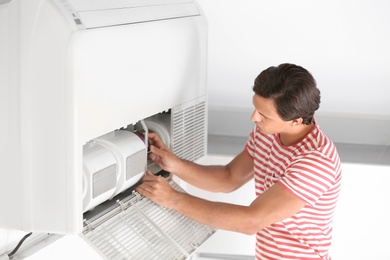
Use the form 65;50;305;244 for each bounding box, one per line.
82;177;215;260
172;98;207;162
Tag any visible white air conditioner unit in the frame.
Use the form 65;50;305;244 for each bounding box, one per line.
0;3;211;256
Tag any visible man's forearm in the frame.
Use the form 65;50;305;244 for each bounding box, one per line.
171;192;257;235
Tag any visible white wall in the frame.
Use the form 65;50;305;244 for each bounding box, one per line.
197;0;390;144
330;163;390;260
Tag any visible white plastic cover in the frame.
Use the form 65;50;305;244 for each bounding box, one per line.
58;0;200;29
0;0;206;234
82;179;216;260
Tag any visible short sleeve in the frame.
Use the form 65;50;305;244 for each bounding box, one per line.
245;127;256;159
278;154;336;206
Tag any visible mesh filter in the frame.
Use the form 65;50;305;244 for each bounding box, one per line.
93;164;117;198
82;178;215;260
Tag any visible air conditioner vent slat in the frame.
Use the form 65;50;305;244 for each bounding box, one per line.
171;99;207;161
82;177;215;259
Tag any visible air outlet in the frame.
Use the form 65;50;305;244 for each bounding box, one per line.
171;97;207;162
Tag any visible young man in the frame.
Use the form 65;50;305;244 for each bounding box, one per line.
136;63;342;260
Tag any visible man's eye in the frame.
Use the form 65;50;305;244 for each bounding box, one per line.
258;112;266;118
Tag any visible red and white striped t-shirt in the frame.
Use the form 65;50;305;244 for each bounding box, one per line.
245;120;342;260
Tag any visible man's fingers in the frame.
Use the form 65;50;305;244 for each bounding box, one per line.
148;132;167;150
149;144;166;157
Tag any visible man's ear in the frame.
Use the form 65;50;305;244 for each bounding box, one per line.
290;118;303;126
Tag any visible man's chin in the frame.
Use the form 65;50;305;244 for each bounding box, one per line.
256;125;266;133
257;125;272;135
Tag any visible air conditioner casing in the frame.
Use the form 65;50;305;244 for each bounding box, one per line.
0;0;208;234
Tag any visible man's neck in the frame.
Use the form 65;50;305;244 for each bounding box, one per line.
279;123;315;146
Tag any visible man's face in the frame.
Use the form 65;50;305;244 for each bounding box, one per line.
251;94;290;135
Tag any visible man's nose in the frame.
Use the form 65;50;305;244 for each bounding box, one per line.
251;110;260;122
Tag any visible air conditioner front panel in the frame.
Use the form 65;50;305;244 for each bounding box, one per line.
71;16;207;142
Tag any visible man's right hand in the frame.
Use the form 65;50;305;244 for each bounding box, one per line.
148;132;181;173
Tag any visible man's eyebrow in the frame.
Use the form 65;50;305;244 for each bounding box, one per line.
257;111;270;118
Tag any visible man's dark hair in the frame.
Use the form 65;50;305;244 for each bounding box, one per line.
253;63;321;125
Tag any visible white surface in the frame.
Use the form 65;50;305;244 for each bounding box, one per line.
197;0;390;116
74;17;207;142
23;235;102;260
330;163;390;260
67;0;194;11
76;3;200;29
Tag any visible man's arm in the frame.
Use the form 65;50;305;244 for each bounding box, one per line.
147;132;254;193
136;174;306;235
138;132;306;234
